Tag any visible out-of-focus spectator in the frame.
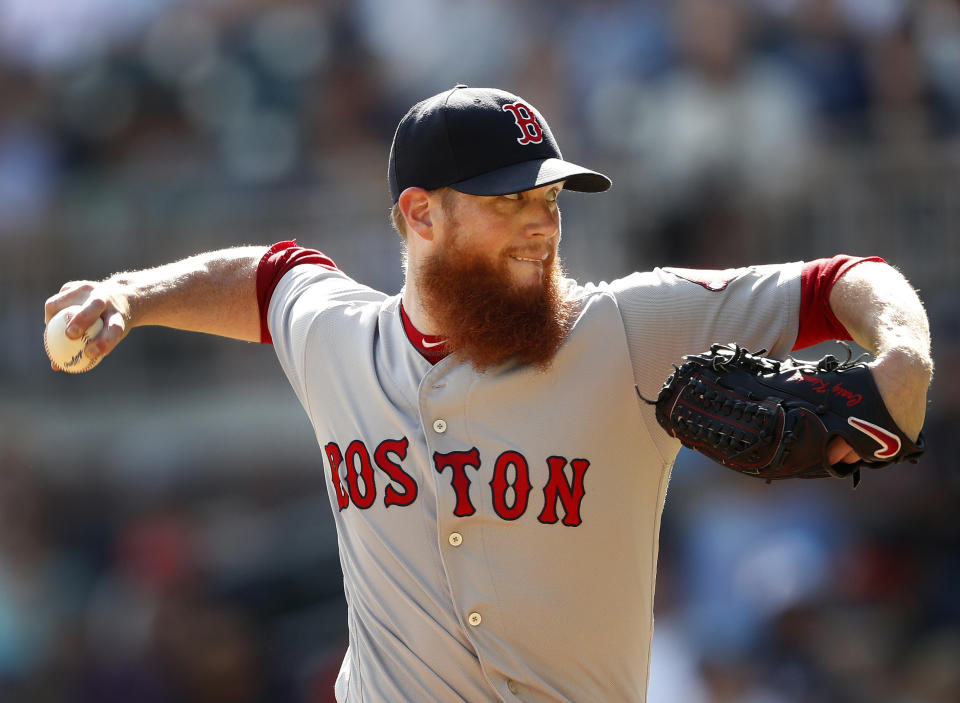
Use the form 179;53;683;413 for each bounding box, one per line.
0;69;58;234
352;0;525;100
915;0;960;136
629;0;815;205
768;0;874;140
865;24;932;144
617;0;815;268
0;456;87;701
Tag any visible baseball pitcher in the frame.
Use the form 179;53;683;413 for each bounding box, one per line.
44;86;932;702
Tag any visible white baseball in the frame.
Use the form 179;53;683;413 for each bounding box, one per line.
44;306;104;373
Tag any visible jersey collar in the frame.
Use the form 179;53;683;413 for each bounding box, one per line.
400;303;449;363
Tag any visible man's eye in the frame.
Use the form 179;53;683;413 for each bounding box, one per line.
502;193;522;201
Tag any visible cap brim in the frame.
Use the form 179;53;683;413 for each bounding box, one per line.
450;158;611;196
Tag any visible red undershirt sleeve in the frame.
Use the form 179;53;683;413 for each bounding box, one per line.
793;254;886;350
256;240;338;344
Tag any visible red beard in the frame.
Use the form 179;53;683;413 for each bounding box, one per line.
416;235;576;372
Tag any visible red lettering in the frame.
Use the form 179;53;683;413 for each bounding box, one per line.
344;440;376;509
329;440;591;526
434;448;482;517
374;437;418;508
831;383;862;407
502;102;544;145
793;373;864;407
324;442;350;511
489;451;532;521
538;456;589;526
799;373;829;393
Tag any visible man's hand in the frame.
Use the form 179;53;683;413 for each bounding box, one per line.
827;351;929;464
44;280;132;371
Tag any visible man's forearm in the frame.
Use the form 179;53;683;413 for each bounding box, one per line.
45;246;269;370
829;260;932;439
829;261;931;363
114;246;267;341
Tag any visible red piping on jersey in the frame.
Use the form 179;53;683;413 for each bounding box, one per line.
794;255;885;350
256;240;338;344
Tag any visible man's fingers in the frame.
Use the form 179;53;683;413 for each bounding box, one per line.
45;281;97;324
827;437;861;465
87;311;127;358
66;291;114;340
44;284;115;340
65;298;109;340
46;280;131;373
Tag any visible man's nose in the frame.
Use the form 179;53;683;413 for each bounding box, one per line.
524;200;560;239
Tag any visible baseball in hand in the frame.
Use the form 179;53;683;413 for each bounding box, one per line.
44;306;104;373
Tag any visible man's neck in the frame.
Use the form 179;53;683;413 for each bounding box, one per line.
401;285;443;337
399;289;449;363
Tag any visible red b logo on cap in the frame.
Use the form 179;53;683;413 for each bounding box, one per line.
502;102;544;145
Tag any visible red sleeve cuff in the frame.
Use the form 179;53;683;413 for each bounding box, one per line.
256;240;338;344
793;255;885;350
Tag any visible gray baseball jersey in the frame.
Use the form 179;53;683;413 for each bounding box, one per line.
266;260;802;702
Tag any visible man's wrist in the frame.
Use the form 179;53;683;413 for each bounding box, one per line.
868;348;932;441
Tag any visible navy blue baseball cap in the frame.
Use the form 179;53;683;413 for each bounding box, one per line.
388;85;612;203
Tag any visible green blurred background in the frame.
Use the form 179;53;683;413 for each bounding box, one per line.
2;1;959;701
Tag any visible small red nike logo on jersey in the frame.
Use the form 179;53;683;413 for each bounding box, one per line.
848;417;901;459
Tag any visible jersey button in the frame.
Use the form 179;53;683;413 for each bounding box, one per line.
468;612;482;627
507;680;519;695
448;532;463;547
433;419;447;433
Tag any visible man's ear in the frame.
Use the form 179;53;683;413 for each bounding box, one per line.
397;187;434;242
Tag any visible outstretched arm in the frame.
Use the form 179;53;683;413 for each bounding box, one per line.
827;260;932;461
44;246;268;369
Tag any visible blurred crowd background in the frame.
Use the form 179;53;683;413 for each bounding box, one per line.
2;0;959;701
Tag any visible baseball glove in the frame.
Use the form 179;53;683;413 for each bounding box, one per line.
644;343;925;487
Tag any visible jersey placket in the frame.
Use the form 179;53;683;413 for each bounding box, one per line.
417;360;512;697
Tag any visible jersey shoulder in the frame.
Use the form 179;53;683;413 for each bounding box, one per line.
273;262;390;312
589;263;802;302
